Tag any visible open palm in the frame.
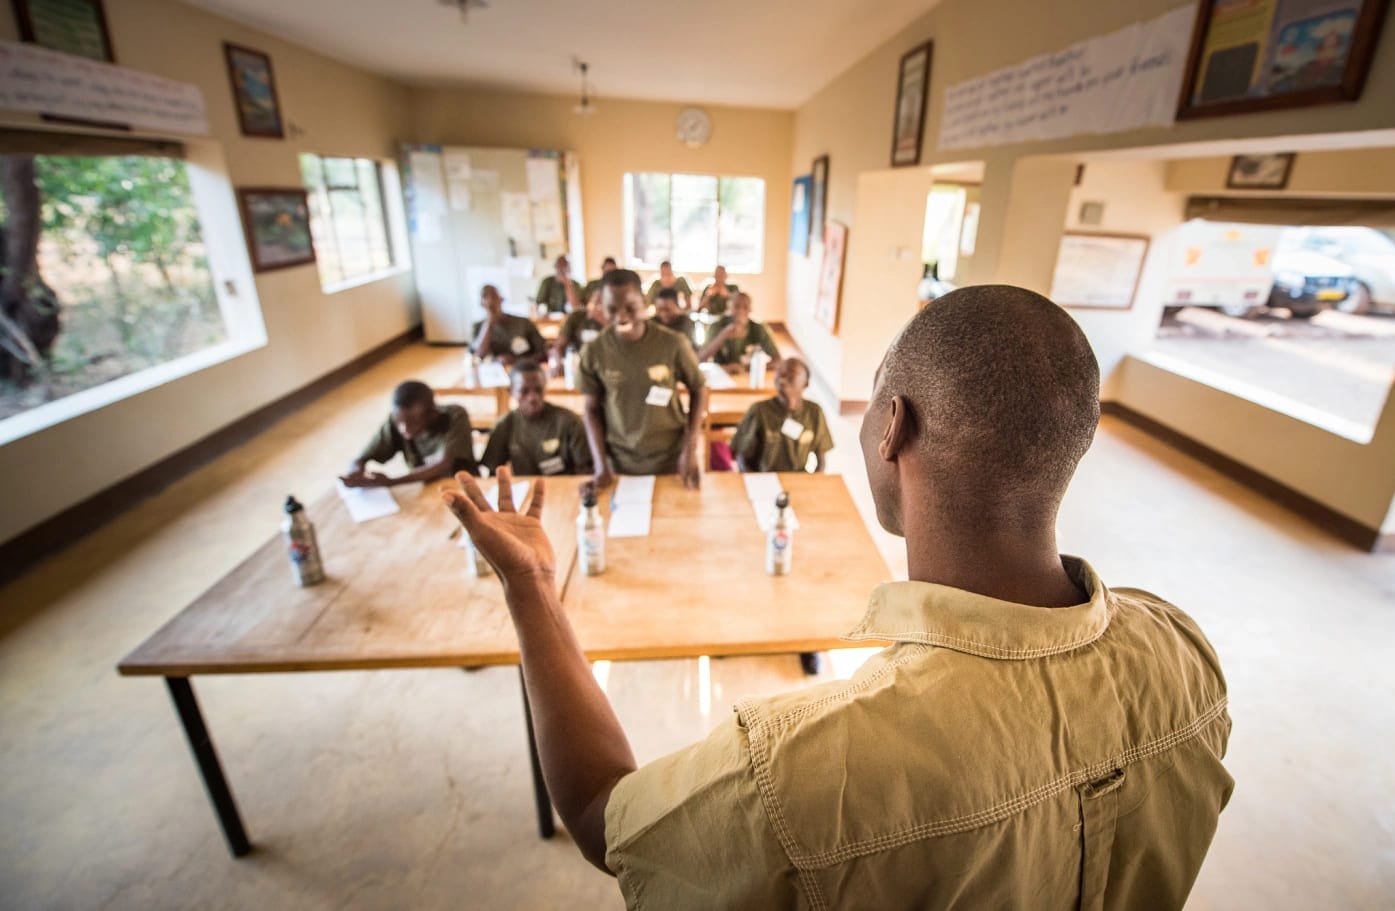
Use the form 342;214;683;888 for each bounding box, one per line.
442;468;556;586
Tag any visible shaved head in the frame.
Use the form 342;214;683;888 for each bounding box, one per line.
865;285;1099;532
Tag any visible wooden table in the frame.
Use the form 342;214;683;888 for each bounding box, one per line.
119;473;889;856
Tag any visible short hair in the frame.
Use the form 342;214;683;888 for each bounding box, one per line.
510;358;544;381
655;287;680;303
778;356;810;384
601;256;617;267
392;380;434;410
714;264;727;272
603;268;642;290
660;260;672;269
878;285;1099;515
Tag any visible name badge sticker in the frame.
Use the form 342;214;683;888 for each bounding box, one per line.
539;455;565;475
781;417;805;440
510;336;530;355
646;385;674;407
580;329;599;344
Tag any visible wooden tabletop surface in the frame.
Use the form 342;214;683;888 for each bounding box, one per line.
118;473;890;676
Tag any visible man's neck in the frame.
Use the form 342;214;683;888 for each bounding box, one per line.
779;392;803;411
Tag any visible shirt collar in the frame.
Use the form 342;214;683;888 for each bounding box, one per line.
843;557;1110;660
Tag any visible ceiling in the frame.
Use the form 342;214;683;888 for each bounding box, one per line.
183;0;939;109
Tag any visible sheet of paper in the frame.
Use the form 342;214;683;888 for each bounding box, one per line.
753;501;801;532
477;360;511;388
742;472;784;504
526;156;561;203
501;192;532;241
485;480;530;511
531;201;565;244
443;149;472;181
408;150;446;213
607;500;653;538
613;474;656;504
698;362;737;390
447;179;472;212
472;169;500;190
336;481;400;523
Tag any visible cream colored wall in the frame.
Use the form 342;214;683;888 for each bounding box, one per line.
0;0;416;544
410;88;793;323
1166;148;1395;195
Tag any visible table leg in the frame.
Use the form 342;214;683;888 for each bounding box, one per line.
518;668;556;839
165;677;252;857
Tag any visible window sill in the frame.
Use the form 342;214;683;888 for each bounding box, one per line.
0;336;267;448
1134;349;1376;445
321;266;411;296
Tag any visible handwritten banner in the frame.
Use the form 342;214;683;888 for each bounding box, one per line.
0;39;209;135
937;6;1192;150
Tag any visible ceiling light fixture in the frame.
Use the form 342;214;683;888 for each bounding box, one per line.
437;0;488;22
573;58;597;116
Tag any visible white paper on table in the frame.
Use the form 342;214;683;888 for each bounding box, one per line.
447;179;472;212
607;500;653;538
698;362;737;390
485;480;530;511
753;501;800;532
477;361;511;388
501;192;532;241
336;481;400;523
613;474;656;504
443;150;472;181
742;472;784;504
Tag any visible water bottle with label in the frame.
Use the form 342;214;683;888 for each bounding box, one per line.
749;349;771;389
766;492;792;576
563;350;581;390
578;489;606;575
463;352;480;388
282;495;325;586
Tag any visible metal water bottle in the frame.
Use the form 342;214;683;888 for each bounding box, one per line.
749;349;771;388
766;492;792;576
282;495;325;586
564;349;581;390
578;490;606;575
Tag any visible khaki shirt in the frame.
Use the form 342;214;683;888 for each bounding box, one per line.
698;281;738;316
558;310;605;353
471;315;546;361
536;276;585;314
577;322;705;475
480;402;592;476
356;404;477;475
646;276;693;304
653;313;697;347
731;397;834;473
605;559;1232;910
705;317;780;366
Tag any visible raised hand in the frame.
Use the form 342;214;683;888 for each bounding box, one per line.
441;467;556;588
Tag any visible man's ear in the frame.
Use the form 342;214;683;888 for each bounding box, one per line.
879;395;911;462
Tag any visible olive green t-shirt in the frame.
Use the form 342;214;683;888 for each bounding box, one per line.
653;313;697;346
577;323;705;474
535;276;585;314
705;317;780;366
558;309;605;353
730;397;834;473
582;278;605;302
471;314;546;361
645;276;693;304
356;404;477;474
697;281;738;317
480;402;592;476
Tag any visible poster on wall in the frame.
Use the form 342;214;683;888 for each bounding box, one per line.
789;175;812;254
1048;232;1150;310
1176;0;1390;119
891;42;933;166
814;221;849;332
237;188;315;273
12;0;115;62
809;155;829;243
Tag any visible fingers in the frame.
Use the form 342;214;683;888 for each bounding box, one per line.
496;465;516;513
527;478;545;519
455;470;492;514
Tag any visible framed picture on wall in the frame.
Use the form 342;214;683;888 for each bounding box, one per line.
11;0;115;62
890;41;933;167
1048;232;1150;310
1226;153;1296;190
224;42;285;138
809;154;829;244
814;221;849;332
1176;0;1391;120
237;188;316;273
790;174;812;255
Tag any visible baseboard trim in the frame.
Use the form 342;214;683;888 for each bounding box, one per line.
0;325;424;585
1101;401;1389;553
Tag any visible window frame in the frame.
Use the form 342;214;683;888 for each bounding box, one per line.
622;170;765;274
300;152;398;290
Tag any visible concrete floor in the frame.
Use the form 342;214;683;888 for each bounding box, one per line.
2;340;1393;909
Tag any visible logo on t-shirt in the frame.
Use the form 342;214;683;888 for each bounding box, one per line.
647;364;672;384
542;438;560;454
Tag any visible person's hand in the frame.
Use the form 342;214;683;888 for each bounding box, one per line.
340;469;389;488
677;446;701;489
589;466;615;494
441;467;555;588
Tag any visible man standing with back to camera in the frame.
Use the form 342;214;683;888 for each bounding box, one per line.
440;285;1233;909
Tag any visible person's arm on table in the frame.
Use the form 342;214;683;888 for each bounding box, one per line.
441;469;636;872
341;424;397;487
677;385;706;489
696;323;736;363
582;393;614;490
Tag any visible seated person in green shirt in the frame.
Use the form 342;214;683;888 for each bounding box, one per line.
579;271;707;489
481;360;593;477
731;357;833;473
696;264;738;316
652;287;696;346
341;381;477;487
582;256;617;302
472;284;547;365
697;292;780;370
645;260;693;309
535;255;585;315
554;287;607;359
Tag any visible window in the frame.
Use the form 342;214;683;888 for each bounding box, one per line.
623;172;765;273
0;143;225;424
299;154;395;287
